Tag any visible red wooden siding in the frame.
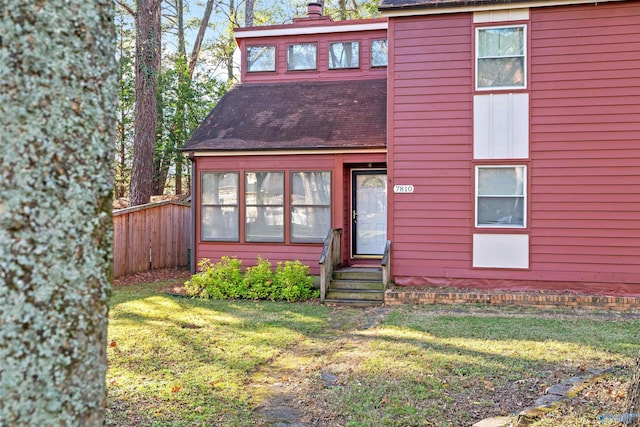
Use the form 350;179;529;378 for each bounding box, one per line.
388;13;475;278
194;152;385;274
388;3;639;294
238;25;387;83
528;2;640;284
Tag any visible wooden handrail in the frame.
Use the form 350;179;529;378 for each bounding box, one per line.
319;228;342;303
381;240;391;289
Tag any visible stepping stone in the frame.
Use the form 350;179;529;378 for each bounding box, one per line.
472;416;513;427
545;383;572;396
534;393;563;407
561;376;586;386
320;372;339;387
518;407;548;418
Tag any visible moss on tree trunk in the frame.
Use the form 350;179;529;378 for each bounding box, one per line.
0;0;116;425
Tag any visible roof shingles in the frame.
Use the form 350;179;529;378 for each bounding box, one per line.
380;0;548;10
183;79;387;152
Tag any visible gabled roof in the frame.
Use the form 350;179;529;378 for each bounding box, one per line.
183;79;386;152
379;0;621;11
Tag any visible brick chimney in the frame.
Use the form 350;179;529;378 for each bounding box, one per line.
307;2;323;18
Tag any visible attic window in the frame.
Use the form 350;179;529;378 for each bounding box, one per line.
287;43;317;71
247;45;276;72
329;41;359;69
476;25;526;89
371;39;388;67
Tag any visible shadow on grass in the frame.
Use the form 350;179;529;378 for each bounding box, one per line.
309;307;639;426
107;286;639;427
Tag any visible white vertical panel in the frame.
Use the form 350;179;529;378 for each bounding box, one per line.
474;93;529;159
473;234;529;269
473;9;529;23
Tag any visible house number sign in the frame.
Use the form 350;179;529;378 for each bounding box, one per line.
393;184;414;193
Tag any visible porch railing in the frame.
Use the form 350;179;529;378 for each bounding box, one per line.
381;240;391;289
319;228;342;303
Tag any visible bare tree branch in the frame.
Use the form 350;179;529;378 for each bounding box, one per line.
188;0;214;78
115;0;136;17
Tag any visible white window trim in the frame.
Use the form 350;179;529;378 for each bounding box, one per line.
475;24;527;91
475;165;527;228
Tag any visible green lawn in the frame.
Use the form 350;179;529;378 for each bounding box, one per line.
107;281;639;426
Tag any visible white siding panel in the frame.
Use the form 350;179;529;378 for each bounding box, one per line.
474;93;529;159
473;233;529;269
473;8;529;23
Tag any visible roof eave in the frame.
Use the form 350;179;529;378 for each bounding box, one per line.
379;0;628;15
183;146;387;157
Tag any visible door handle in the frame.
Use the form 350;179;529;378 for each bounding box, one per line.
352;210;358;223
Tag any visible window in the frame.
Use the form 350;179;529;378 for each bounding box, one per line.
476;26;525;89
329;41;359;69
246;45;276;72
291;171;331;242
476;166;526;227
287;43;317;71
371;39;388;67
201;172;239;241
245;172;284;242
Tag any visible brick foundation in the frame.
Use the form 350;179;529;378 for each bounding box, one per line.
385;288;640;311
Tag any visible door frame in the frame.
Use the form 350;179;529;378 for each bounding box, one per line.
350;169;387;259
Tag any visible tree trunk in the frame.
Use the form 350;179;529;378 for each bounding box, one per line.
130;0;161;206
174;0;187;195
628;353;640;427
175;156;183;195
153;70;166;196
339;0;347;19
245;0;255;27
1;0;116;425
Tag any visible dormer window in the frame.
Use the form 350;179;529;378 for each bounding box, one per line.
371;39;388;67
287;43;317;71
328;41;360;69
246;45;276;72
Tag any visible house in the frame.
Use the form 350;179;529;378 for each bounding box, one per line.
183;0;640;300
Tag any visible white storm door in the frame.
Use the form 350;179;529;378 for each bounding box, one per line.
352;171;387;256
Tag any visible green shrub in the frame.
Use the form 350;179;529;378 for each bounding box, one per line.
184;256;243;299
273;260;318;302
185;256;317;301
184;258;214;298
243;257;274;300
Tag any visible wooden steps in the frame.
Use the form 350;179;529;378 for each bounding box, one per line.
324;267;384;306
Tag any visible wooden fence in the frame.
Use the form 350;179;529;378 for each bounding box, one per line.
113;200;191;278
